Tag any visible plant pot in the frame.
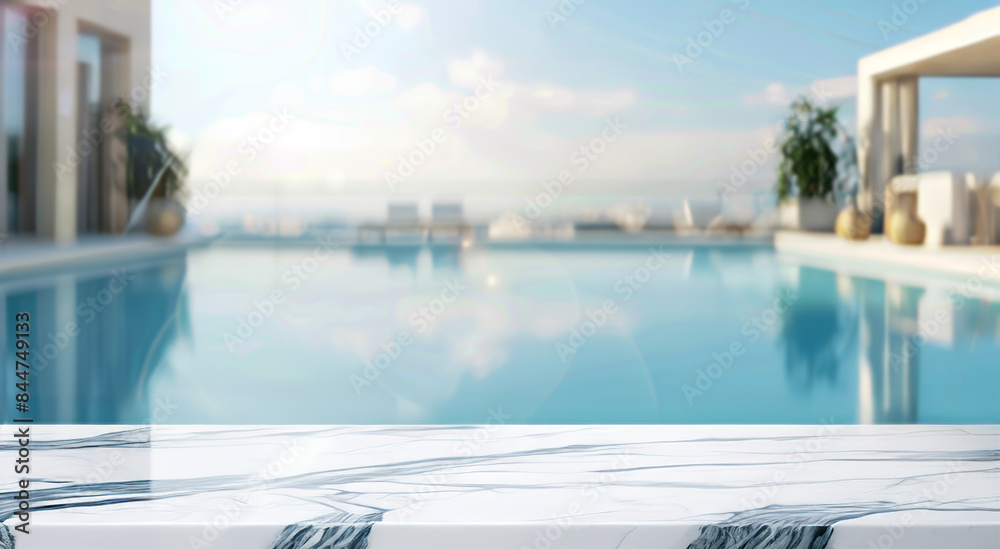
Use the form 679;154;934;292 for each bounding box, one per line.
780;196;837;232
146;197;185;237
835;203;871;241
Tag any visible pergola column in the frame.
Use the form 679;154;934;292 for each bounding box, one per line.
898;77;919;174
880;80;901;191
856;75;878;224
857;75;920;232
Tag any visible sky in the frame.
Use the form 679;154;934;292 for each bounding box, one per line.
150;0;1000;203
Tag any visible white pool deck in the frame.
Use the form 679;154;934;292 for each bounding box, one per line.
774;231;1000;284
0;232;208;278
2;229;999;285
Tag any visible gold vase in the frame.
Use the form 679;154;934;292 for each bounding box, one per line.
835;204;871;241
147;198;186;237
887;209;925;245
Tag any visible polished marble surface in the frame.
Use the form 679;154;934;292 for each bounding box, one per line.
1;425;998;548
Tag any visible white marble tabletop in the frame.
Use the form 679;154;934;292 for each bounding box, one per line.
1;425;998;549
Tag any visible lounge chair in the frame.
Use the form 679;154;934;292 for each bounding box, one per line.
968;172;996;246
429;202;465;243
384;201;424;243
916;171;970;247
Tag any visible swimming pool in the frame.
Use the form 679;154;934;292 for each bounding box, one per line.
3;240;998;424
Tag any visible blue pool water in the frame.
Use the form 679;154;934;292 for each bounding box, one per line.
2;241;999;424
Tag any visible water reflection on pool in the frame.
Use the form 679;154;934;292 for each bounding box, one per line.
2;242;998;424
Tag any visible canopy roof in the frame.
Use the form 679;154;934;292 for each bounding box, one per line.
859;6;1000;79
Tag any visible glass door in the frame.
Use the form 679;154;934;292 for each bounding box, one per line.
1;5;39;237
77;33;103;234
76;30;129;234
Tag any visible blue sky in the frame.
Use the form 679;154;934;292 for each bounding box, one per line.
151;0;1000;198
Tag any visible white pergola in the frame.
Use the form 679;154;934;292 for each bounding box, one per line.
856;6;1000;228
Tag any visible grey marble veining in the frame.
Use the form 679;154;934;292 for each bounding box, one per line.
688;524;831;549
1;425;998;549
0;521;11;549
267;511;382;549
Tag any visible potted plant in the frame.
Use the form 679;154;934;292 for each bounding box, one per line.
777;97;851;232
119;101;188;236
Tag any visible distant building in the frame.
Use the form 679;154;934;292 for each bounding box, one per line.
1;0;151;241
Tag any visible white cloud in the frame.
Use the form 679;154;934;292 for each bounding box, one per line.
809;75;856;102
189;52;776;199
269;82;305;111
744;82;792;106
578;88;637;116
524;86;635;117
933;90;950;101
447;51;505;88
745;76;856;108
330;66;397;96
390;80;511;128
392;82;452;118
188;107;781;198
922;117;979;135
394;2;424;29
359;0;423;29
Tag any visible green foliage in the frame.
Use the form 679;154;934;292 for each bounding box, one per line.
777;97;842;201
116;101;187;199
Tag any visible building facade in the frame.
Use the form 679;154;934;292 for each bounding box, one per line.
2;0;150;242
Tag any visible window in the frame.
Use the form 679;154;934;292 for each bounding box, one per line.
1;5;39;235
